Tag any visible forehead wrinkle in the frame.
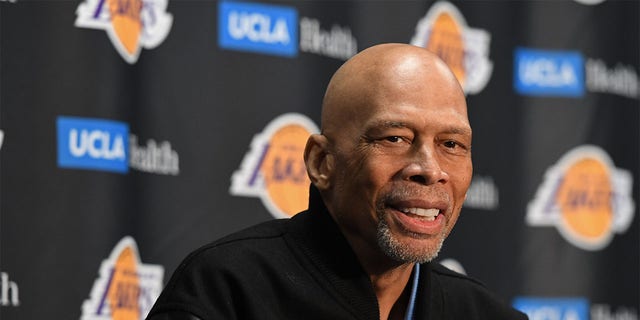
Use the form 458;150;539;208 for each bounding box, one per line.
363;113;471;135
441;124;472;135
365;120;410;131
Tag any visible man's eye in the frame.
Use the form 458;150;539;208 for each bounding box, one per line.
385;136;403;143
443;140;458;148
443;140;469;151
441;140;471;154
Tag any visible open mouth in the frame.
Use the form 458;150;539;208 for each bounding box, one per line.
386;205;445;236
382;191;449;235
398;207;441;221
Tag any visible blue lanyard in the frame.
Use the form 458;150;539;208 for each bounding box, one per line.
404;263;420;320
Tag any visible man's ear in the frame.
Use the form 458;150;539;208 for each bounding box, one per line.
304;134;334;190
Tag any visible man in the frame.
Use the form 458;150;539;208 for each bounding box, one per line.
147;43;527;319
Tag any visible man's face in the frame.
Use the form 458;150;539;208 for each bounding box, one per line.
326;64;472;264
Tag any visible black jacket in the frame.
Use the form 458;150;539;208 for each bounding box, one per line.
147;188;527;320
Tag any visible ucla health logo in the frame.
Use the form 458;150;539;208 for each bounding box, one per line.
527;145;635;250
515;48;585;97
75;0;173;64
219;1;298;57
410;1;493;95
81;236;164;320
230;113;319;218
58;116;129;174
513;297;590;320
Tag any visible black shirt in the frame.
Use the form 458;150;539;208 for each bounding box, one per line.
147;188;528;320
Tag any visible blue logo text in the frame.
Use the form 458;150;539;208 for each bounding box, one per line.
513;297;589;320
57;116;129;173
514;48;585;97
218;1;298;57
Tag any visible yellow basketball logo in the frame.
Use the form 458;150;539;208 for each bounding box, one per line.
231;113;320;218
108;0;143;58
527;145;634;250
424;11;466;86
75;0;173;64
108;246;141;320
411;1;493;95
556;158;613;242
81;236;164;320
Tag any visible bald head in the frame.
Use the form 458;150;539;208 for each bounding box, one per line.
321;43;466;141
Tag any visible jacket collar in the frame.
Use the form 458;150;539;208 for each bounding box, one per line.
286;185;440;319
286;185;381;319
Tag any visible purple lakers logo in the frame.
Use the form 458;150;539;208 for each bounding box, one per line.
410;1;493;95
75;0;173;64
81;236;164;320
527;145;634;250
230;113;319;219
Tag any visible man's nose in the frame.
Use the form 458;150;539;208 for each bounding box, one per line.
400;144;449;185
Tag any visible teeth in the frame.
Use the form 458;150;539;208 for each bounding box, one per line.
401;208;440;220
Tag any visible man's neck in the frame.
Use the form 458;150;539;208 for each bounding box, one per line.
352;241;415;320
369;262;415;320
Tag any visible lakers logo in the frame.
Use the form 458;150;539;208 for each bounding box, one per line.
410;1;493;95
107;246;141;320
108;0;143;58
527;145;635;250
230;113;319;219
81;237;164;320
75;0;173;64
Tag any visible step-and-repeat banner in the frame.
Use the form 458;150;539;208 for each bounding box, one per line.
1;1;638;319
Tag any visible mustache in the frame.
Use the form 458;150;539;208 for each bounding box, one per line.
377;183;450;207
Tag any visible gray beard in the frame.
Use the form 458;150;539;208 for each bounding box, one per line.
376;218;445;264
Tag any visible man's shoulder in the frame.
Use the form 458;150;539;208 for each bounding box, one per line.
428;261;501;298
163;218;294;278
426;262;528;319
187;218;291;261
212;218;290;246
429;262;487;288
170;210;319;277
148;218;300;319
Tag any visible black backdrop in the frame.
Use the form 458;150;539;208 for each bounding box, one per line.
1;1;638;319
